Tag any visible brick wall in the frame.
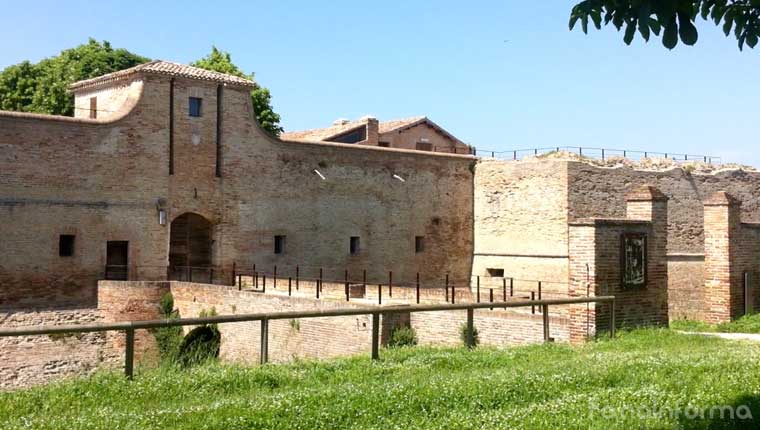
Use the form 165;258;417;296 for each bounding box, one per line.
0;308;119;389
1;70;474;310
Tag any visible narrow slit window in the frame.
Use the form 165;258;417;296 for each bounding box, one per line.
487;268;504;278
59;235;75;257
189;97;203;117
415;236;425;253
89;97;97;119
274;235;286;254
350;236;360;255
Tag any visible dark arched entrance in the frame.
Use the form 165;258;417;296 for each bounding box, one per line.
169;213;212;281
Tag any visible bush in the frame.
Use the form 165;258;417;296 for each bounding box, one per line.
388;326;418;348
459;322;479;348
152;293;183;363
176;325;221;367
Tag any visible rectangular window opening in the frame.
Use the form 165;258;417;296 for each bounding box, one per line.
621;233;647;288
415;236;425;253
378;141;390;148
486;268;505;278
274;235;286;254
189;97;203;117
59;235;75;257
89;97;97;119
106;241;129;281
350;236;361;255
416;141;433;151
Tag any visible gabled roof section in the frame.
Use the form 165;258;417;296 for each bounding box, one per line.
69;60;256;91
379;116;465;146
281;119;368;142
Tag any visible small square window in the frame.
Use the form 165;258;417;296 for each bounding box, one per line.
274;235;286;254
415;236;425;253
487;268;504;278
189;97;203;117
378;141;390;148
89;97;97;119
350;236;360;255
59;235;75;257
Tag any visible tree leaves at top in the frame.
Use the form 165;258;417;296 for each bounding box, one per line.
0;41;283;136
569;0;760;50
191;47;283;136
0;39;148;115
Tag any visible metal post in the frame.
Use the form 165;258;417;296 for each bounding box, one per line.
296;266;299;291
371;313;380;360
610;299;616;339
260;318;269;364
510;278;514;297
513;150;517;160
288;277;292;297
538;281;542;313
345;269;349;302
125;328;135;380
542;304;550;342
273;266;277;289
378;284;382;305
445;273;450;303
452;283;456;304
416;272;420;304
601;148;605;160
389;271;393;297
476;276;480;303
363;269;367;291
316;276;320;299
466;308;474;349
745;271;752;315
262;275;266;293
489;288;494;310
319;268;323;293
232;261;236;287
531;291;535;314
502;278;507;301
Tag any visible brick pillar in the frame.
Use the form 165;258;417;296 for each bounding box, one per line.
703;191;742;323
626;186;669;325
365;118;379;146
568;223;597;343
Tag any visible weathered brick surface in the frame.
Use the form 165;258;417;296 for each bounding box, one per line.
0;309;119;389
1;71;474;309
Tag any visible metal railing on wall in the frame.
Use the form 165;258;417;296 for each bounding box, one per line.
0;296;616;380
470;146;721;164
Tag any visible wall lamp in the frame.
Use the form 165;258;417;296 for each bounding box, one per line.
156;198;168;226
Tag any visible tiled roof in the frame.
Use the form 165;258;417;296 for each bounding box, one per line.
378;116;426;133
282;116;430;142
281;119;368;142
69;60;256;90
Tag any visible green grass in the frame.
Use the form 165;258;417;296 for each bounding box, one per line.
2;329;760;429
672;313;760;334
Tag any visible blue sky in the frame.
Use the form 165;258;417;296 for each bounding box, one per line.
1;1;758;165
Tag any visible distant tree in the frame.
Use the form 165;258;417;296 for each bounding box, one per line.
570;0;760;50
191;47;283;136
0;39;148;115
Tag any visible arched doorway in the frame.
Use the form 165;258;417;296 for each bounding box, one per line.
169;213;212;281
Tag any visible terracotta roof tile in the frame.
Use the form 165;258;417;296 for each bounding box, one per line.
69;60;255;90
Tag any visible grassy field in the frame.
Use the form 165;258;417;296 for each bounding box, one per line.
1;329;759;429
671;313;760;334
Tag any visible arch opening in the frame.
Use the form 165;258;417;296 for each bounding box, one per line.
169;213;212;281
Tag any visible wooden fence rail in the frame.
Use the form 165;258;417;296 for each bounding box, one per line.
0;296;615;380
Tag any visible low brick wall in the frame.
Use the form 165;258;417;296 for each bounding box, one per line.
0;309;119;389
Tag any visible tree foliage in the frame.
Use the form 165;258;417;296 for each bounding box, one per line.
0;41;283;136
0;39;148;115
191;47;283;136
570;0;760;50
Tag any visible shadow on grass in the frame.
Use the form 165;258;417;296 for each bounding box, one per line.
679;393;759;429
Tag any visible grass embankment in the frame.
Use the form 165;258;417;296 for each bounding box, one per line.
671;313;760;334
1;329;759;429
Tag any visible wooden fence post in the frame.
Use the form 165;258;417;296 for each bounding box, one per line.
260;318;269;364
125;328;135;380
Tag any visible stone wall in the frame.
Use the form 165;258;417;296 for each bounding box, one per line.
1;70;474;310
472;159;569;290
0;308;119;389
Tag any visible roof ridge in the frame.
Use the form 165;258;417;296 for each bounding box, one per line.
69;60;255;91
